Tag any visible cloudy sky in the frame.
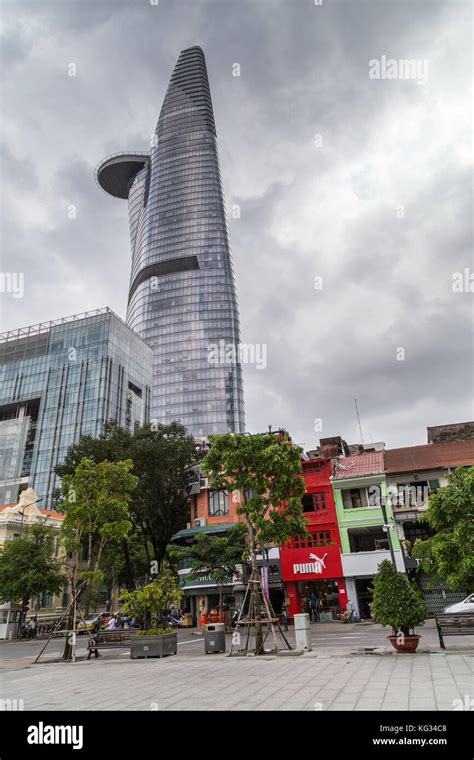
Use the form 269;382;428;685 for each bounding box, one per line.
1;0;472;451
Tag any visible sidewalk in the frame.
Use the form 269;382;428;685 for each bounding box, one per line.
1;645;472;711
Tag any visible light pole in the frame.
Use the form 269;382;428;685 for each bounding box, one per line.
18;496;44;537
380;501;397;568
16;496;44;636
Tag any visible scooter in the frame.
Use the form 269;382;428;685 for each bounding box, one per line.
167;613;182;629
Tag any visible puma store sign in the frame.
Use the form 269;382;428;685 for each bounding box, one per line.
280;543;344;581
293;552;327;575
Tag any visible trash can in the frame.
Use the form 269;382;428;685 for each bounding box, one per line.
294;613;312;651
204;622;226;653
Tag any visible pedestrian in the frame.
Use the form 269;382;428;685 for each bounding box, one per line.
309;593;319;622
27;617;37;639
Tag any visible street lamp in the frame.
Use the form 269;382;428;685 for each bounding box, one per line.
16;496;44;636
380;501;397;568
18;496;44;537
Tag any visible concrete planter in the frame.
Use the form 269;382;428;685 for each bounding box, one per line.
130;632;177;659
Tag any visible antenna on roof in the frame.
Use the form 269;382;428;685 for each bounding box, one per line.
354;398;364;444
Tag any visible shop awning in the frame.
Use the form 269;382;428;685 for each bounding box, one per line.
172;522;239;541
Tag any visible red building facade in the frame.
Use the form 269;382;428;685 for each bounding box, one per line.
281;458;347;619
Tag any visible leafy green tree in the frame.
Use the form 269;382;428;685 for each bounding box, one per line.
0;524;66;631
129;423;197;573
412;466;474;591
120;572;182;634
201;432;307;652
55;421;197;584
175;524;247;614
371;559;427;636
59;457;137;662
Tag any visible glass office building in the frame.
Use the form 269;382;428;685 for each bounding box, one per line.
96;46;245;436
0;308;152;506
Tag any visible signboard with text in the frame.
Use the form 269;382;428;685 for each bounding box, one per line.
280;543;343;581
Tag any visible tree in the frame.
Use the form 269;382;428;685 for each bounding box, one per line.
55;421;197;585
371;560;427;636
0;524;66;631
201;432;307;653
59;457;137;658
175;524;247;616
120;573;182;634
412;466;474;591
129;423;197;574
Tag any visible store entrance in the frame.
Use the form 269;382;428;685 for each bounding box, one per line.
269;588;284;614
355;578;373;619
297;580;341;621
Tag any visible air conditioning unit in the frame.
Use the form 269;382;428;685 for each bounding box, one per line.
200;478;209;490
194;518;207;528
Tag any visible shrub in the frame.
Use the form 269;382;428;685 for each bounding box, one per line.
371;559;427;636
136;627;172;637
119;572;181;634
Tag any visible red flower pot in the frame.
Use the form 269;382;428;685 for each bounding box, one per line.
388;635;421;653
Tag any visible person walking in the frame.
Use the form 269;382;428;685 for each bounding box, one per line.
28;617;37;639
309;593;319;623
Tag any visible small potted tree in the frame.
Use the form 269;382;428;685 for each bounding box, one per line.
120;573;181;659
371;560;427;652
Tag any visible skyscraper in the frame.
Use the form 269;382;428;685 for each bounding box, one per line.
96;46;244;436
0;308;152;505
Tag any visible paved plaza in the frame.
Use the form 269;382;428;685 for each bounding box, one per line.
1;622;473;711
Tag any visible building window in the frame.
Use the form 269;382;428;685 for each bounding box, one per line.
348;527;389;552
302;492;327;513
342;488;368;509
313;492;327;511
294;530;332;549
208;490;228;517
303;462;321;473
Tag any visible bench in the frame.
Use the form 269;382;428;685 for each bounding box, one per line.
87;629;136;659
435;613;474;649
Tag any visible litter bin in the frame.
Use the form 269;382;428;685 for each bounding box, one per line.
204;622;226;653
294;613;312;652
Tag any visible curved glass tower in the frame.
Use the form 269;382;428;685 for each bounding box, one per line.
97;47;244;436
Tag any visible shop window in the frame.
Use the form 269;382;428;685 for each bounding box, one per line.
208;490;228;517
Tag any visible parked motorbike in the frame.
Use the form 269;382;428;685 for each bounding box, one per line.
167;613;182;629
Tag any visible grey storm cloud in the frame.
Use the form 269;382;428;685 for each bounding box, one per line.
0;0;472;450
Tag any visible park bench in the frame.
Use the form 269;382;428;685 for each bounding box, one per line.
435;612;474;649
87;629;136;659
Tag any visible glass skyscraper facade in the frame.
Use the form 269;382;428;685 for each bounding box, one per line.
0;308;152;506
97;46;244;436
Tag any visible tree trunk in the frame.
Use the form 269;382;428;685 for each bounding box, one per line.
18;594;29;637
62;580;86;661
122;539;135;589
246;518;263;654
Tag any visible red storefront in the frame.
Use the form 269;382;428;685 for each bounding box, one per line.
281;458;347;619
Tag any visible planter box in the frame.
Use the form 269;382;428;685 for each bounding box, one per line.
387;634;421;653
130;632;177;659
